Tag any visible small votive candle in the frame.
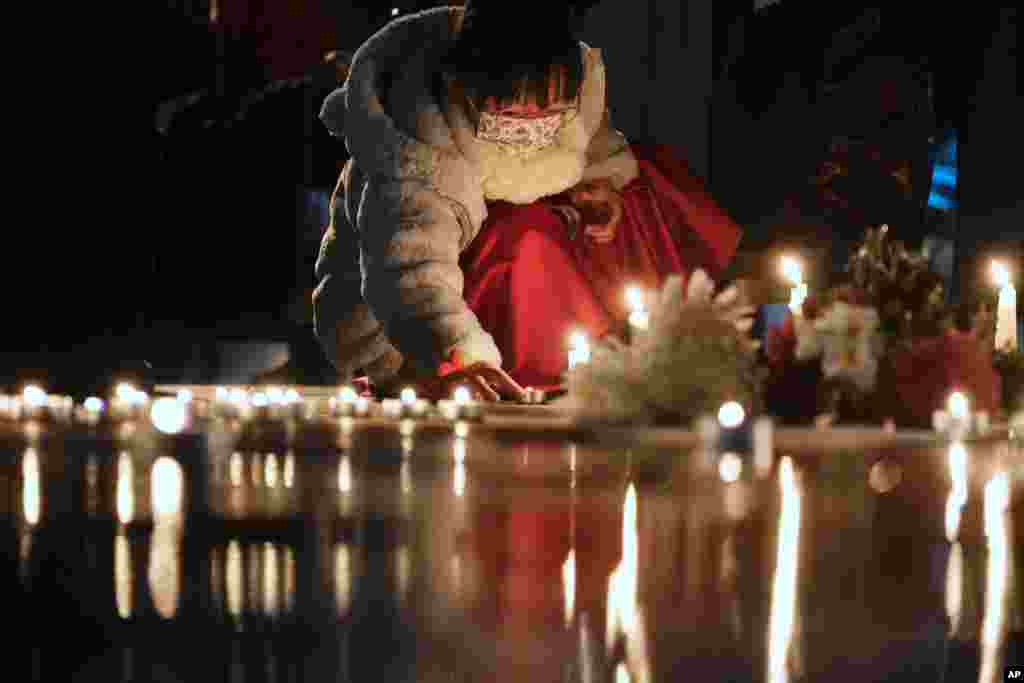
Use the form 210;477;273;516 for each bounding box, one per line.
331;386;371;418
382;388;429;419
438;385;482;421
21;385;48;420
76;396;105;426
933;390;971;440
521;387;546;405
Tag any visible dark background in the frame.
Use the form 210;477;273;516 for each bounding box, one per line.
8;1;1021;395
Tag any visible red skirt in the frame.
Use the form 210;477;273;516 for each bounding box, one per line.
459;143;742;390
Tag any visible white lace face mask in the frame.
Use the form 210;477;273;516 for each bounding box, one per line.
475;109;571;155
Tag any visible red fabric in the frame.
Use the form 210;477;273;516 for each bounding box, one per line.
880;329;1003;427
459;144;742;389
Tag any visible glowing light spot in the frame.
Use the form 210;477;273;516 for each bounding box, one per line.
22;385;46;409
718;401;746;428
780;256;803;286
719;452;743;483
151;397;188;434
400;387;417;405
948;391;969;421
453;386;471;404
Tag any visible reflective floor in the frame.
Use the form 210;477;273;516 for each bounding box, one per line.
3;415;1022;682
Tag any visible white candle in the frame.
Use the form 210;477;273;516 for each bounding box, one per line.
992;261;1018;352
382;388;429;419
568;332;591;370
438;385;482;421
625;285;650;337
781;255;808;316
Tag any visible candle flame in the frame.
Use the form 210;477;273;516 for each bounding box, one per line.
991;261;1012;288
22;385;46;409
115;383;136;402
400;387;417;405
625;285;645;312
453;385;472;404
948;391;970;421
718;401;746;429
229;452;244;487
768;458;802;683
780;256;803;285
266;387;284;404
151;397;188;434
339;386;358;403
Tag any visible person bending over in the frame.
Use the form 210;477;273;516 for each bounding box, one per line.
313;0;742;400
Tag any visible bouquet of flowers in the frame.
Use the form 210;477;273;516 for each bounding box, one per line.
764;225;1003;427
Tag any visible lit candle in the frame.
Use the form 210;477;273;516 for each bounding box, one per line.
780;255;808;316
331;385;370;418
568;331;591;370
934;390;972;440
21;385;48;419
382;387;429;419
992;260;1018;352
438;385;482;421
625;285;650;340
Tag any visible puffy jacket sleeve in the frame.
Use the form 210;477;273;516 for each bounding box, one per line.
356;172;502;374
312;165;405;382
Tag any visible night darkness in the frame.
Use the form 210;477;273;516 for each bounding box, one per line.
10;1;1021;397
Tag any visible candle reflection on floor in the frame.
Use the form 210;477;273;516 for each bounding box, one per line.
979;471;1011;683
149;457;184;620
768;458;802;683
605;483;650;683
116;529;132;620
945;441;969;639
336;543;352;617
563;548;575;627
227;540;243;626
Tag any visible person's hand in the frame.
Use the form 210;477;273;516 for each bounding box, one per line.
384;361;527;402
569;178;623;244
430;362;527;402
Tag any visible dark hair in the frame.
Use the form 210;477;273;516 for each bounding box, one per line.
439;0;584;112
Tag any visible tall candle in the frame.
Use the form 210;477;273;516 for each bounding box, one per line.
780;255;808;316
992;261;1018;352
